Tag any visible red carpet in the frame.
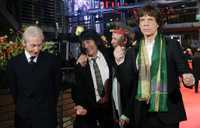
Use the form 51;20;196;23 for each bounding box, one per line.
180;83;200;128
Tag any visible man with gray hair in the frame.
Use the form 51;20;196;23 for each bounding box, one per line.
7;26;61;128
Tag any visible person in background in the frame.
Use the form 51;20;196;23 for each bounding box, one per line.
183;48;193;70
114;5;195;128
111;28;138;128
192;48;200;93
7;26;61;128
183;48;193;61
72;29;113;128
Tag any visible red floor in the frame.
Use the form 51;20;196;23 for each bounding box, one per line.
180;84;200;128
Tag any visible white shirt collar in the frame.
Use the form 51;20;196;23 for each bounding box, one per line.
145;39;155;46
88;50;102;61
24;50;38;63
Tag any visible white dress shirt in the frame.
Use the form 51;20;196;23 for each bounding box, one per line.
145;40;155;66
112;77;122;116
25;50;38;63
89;51;110;102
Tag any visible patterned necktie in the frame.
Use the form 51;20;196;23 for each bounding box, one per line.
29;56;36;64
92;58;105;97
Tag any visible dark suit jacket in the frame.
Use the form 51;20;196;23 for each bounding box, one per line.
72;48;113;117
116;38;190;126
114;46;138;120
115;46;139;127
7;51;61;128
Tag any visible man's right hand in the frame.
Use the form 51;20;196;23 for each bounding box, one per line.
119;115;130;127
76;54;88;67
113;46;125;65
74;105;87;116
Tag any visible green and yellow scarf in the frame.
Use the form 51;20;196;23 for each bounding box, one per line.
136;33;168;112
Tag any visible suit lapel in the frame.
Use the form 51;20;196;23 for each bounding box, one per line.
33;52;47;72
35;52;43;66
20;53;33;71
18;53;36;93
22;52;29;64
85;62;97;102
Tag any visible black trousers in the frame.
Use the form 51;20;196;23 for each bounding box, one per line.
136;102;180;128
141;113;179;128
15;113;32;128
74;103;113;128
15;111;57;128
194;79;199;93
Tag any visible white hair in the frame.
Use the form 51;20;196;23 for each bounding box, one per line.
22;26;44;43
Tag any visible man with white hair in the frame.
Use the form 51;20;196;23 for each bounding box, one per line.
7;26;61;128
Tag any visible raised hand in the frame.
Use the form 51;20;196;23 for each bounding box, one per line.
76;54;88;67
113;46;125;65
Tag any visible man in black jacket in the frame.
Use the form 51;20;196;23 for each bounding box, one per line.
111;28;138;128
72;29;113;128
7;26;61;128
114;5;194;128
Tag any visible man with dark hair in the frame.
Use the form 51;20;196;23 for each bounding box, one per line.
72;29;113;128
111;28;137;128
114;5;195;128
